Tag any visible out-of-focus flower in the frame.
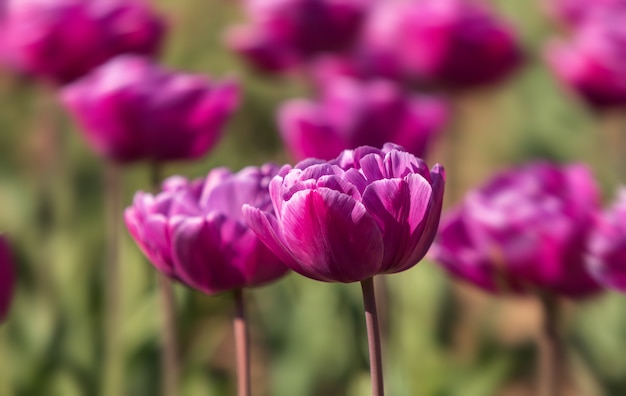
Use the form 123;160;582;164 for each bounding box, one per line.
372;0;523;90
545;10;626;109
432;162;602;298
226;0;367;73
2;0;165;84
278;77;448;162
61;55;239;163
0;235;14;323
243;144;445;283
544;0;626;27
125;164;291;295
587;188;626;292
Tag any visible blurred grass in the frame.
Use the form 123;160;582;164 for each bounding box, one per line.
1;0;626;395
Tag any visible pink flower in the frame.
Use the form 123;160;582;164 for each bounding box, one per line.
432;162;602;298
587;188;626;292
544;0;626;27
227;0;367;73
243;144;445;283
0;235;15;323
545;9;626;109
125;164;291;295
2;0;165;84
61;55;239;163
278;77;448;162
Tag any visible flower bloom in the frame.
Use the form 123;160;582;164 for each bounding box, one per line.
278;77;448;162
0;235;15;323
226;0;367;73
432;162;602;298
545;10;626;109
125;164;291;295
543;0;626;27
61;55;239;163
385;0;523;89
2;0;165;84
243;144;445;283
587;188;626;292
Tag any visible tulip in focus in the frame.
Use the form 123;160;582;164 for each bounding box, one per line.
244;143;445;283
587;188;626;292
2;0;165;84
227;0;367;73
61;55;239;164
391;0;523;89
433;162;602;298
279;77;449;162
125;164;291;295
0;235;15;323
545;10;626;109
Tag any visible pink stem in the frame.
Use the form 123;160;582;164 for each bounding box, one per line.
234;288;251;396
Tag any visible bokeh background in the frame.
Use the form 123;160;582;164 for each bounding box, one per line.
1;0;625;395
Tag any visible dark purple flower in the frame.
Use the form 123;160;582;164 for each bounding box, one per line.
227;0;367;73
243;144;445;283
2;0;165;84
278;77;448;162
432;162;602;298
545;9;626;109
125;164;291;295
0;235;14;323
587;188;626;292
61;55;239;163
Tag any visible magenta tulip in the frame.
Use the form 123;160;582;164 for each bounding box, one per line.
545;10;626;109
61;55;239;164
2;0;165;84
125;164;291;295
433;162;602;298
227;0;367;73
587;188;626;292
544;0;626;27
0;235;14;323
243;144;445;283
278;77;449;162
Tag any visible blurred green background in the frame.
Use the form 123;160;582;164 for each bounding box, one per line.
1;0;626;395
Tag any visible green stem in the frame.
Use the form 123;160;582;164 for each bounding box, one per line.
537;294;564;396
361;277;385;396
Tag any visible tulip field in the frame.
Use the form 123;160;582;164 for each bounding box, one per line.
3;0;626;395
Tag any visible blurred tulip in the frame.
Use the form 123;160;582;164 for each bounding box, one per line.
545;10;626;109
125;164;291;295
386;0;523;89
2;0;165;84
227;0;367;73
0;235;14;323
278;77;449;162
61;55;239;163
544;0;626;27
433;162;602;298
587;188;626;291
243;143;445;283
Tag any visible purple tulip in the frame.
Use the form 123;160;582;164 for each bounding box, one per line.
278;77;449;162
545;10;626;109
61;55;239;163
587;189;626;292
544;0;626;27
432;162;602;298
125;164;291;295
243;144;445;283
387;0;523;89
0;235;14;323
2;0;165;84
227;0;367;73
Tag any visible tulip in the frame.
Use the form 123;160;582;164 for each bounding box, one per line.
0;235;14;323
227;0;367;73
433;162;602;298
2;0;165;84
61;55;239;164
391;0;523;90
543;0;626;27
244;143;444;396
587;188;626;291
278;77;449;162
545;10;626;110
